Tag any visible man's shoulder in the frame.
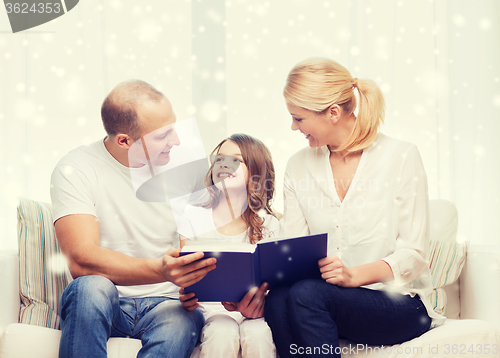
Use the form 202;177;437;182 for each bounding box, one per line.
54;140;106;172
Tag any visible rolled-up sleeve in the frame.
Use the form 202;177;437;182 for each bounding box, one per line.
382;145;430;287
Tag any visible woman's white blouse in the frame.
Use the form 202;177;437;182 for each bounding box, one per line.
280;133;445;325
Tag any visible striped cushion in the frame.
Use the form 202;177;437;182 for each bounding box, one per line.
17;197;71;329
428;240;468;315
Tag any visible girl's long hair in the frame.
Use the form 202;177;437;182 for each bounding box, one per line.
201;133;276;244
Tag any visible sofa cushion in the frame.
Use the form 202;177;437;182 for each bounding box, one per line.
3;320;498;358
338;319;500;357
0;323;142;358
427;199;467;316
17;197;72;329
428;240;468;315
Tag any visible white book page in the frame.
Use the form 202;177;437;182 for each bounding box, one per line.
257;236;296;244
181;240;256;253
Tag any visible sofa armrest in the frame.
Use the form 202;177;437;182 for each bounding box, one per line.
460;245;500;329
0;251;20;337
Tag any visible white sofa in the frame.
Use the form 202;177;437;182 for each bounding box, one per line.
0;199;499;358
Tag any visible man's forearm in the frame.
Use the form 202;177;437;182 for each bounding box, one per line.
67;244;166;285
56;214;215;287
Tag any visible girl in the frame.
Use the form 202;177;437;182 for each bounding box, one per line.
178;133;279;358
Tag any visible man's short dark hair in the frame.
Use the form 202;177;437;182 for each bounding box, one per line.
101;80;165;140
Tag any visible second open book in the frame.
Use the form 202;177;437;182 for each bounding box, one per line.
180;233;328;302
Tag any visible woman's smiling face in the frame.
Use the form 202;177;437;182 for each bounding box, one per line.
212;140;248;191
287;102;332;148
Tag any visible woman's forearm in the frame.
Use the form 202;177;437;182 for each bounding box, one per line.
350;260;394;287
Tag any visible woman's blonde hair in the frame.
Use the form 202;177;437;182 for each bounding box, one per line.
284;57;385;152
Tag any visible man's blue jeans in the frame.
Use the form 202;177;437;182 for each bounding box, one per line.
58;275;204;358
264;279;432;358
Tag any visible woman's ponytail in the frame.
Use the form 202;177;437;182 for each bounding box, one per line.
338;78;385;152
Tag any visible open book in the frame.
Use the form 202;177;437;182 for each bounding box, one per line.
180;233;327;302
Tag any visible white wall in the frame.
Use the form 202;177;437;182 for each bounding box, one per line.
1;0;499;250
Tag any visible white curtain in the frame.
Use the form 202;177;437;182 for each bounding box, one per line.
1;0;498;250
225;0;500;246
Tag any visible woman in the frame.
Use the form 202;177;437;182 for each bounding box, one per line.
179;133;279;358
264;58;445;358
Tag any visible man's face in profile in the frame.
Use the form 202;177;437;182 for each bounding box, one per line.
129;98;180;167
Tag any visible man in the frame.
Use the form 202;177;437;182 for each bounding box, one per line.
51;80;216;358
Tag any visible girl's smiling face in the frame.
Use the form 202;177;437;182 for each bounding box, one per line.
212;140;248;191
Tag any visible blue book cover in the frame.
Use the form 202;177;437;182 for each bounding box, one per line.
258;233;327;289
180;233;327;302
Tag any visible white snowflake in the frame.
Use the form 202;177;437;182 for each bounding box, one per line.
453;14;466;27
77;117;86;126
200;100;223;122
15;99;36;119
338;28;350;41
34;116;46;127
136;21;162;43
414;104;426;116
350;46;360;56
380;83;391;94
214;70;225;82
493;94;500;107
479;18;491;30
16;83;26;93
22;154;34;165
110;0;122;10
474;146;486;159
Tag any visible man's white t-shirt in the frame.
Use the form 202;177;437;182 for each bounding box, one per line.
51;139;190;299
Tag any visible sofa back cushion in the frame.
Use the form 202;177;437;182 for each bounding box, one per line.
17;197;72;329
427;199;468;316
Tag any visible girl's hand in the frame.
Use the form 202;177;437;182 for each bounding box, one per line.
222;282;268;319
318;255;357;287
179;287;199;311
